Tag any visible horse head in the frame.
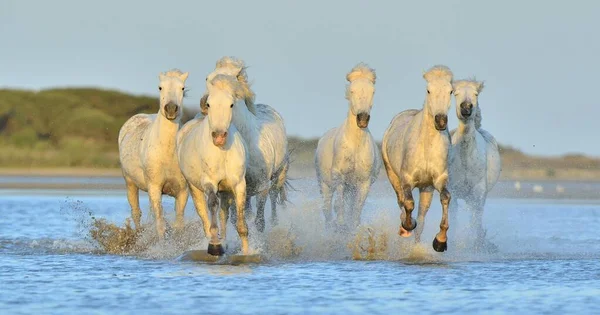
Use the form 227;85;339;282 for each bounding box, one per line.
453;79;484;128
346;63;376;129
205;74;245;147
158;69;189;121
423;65;454;131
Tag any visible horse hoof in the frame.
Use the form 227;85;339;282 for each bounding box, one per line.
401;220;417;232
207;243;225;256
432;238;447;252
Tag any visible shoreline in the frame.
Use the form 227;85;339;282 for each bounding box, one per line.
2;167;600;182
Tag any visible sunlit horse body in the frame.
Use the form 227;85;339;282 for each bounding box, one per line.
382;65;454;252
201;57;290;232
315;63;381;229
448;79;501;249
118;69;189;239
177;74;249;256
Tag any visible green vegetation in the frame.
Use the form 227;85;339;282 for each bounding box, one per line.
1;87;598;180
0;88;196;167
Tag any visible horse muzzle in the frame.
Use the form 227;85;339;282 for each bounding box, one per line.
356;112;371;129
164;102;179;120
460;101;473;118
434;114;448;131
212;131;228;147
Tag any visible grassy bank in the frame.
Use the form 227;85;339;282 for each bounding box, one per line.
1;87;599;181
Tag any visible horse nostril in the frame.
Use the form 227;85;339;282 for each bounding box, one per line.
211;131;217;138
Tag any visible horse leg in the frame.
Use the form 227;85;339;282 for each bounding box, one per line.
351;181;370;228
148;184;166;239
255;190;268;233
219;193;233;246
433;178;451;252
206;189;224;256
467;192;487;251
269;189;280;226
400;183;416;235
233;181;249;255
173;188;189;233
320;182;334;225
125;178;142;230
383;161;413;237
414;187;434;244
448;195;459;241
189;184;211;241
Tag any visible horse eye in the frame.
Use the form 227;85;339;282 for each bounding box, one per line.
427;90;430;94
159;87;162;91
181;87;185;91
206;103;210;108
230;104;234;108
450;91;453;95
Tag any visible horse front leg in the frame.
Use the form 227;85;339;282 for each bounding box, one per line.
399;183;416;236
219;193;233;246
255;190;268;233
206;188;224;256
125;178;142;230
414;187;434;244
433;176;451;252
148;184;166;240
351;181;371;229
467;192;488;251
189;184;211;244
269;188;280;226
174;188;189;234
233;181;249;255
319;181;334;226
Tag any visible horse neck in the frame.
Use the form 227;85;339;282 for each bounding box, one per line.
419;107;439;138
148;113;179;150
341;109;369;144
232;104;259;141
456;119;476;141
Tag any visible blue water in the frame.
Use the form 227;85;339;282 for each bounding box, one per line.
1;178;599;314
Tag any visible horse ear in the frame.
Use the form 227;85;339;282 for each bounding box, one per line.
200;94;209;116
477;81;485;93
159;73;166;81
180;72;189;82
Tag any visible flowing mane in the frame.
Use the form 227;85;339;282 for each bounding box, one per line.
346;63;376;83
162;68;186;78
423;65;453;82
209;74;246;101
213;57;256;114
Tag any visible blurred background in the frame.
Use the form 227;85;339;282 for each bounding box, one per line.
1;0;599;181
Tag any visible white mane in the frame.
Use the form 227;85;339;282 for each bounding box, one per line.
211;56;256;114
346;63;376;84
423;65;453;82
208;74;246;101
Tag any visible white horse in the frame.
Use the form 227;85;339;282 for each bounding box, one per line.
315;63;381;229
177;74;249;256
118;69;189;239
448;79;501;249
382;65;454;252
201;57;290;233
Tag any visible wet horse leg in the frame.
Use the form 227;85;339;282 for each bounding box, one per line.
414;187;434;243
189;184;211;240
219;193;233;247
255;190;269;233
174;188;189;233
233;181;249;255
206;189;224;256
125;178;142;230
320;182;334;225
433;177;451;252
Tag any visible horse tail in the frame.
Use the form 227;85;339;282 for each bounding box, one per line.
271;147;295;206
